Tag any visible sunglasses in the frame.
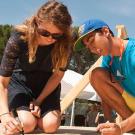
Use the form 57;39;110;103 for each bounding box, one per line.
37;28;64;40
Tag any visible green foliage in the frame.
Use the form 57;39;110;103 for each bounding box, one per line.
69;48;99;74
0;24;12;60
69;26;99;74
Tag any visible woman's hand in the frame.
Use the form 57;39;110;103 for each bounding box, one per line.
0;113;23;135
97;122;122;135
29;100;41;118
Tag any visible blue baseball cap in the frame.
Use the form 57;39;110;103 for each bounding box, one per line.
74;19;111;51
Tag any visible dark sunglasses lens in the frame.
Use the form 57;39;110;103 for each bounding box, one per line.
52;34;64;40
37;28;64;40
38;29;50;37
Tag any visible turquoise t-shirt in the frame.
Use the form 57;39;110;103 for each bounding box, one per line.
102;38;135;97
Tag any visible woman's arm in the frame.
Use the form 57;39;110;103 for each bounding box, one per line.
0;76;10;115
0;76;22;134
0;32;23;134
36;70;65;105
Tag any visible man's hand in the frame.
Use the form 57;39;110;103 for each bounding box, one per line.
29;100;41;118
97;122;122;135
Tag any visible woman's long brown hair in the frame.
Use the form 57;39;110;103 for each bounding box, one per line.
15;0;72;70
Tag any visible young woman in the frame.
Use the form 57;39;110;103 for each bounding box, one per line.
0;0;72;134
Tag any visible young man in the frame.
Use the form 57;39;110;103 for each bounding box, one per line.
74;19;135;135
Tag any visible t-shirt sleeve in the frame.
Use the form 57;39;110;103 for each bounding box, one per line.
130;42;135;69
0;32;20;77
101;56;111;69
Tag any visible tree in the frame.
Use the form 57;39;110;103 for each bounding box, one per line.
0;24;12;60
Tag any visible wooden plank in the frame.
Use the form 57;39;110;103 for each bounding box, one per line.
115;25;128;123
26;126;135;135
60;57;102;113
116;25;128;39
0;124;134;134
28;126;99;135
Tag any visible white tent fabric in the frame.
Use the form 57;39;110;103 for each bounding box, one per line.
61;69;101;102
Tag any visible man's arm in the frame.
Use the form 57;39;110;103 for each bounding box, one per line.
121;113;135;133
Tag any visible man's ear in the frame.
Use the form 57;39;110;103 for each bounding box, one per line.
101;27;110;37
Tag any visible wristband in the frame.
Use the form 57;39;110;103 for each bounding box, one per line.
0;112;10;117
